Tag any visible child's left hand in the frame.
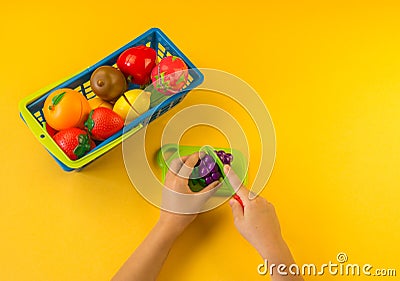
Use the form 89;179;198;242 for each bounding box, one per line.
159;152;220;236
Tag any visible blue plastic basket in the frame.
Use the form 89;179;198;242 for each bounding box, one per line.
18;28;204;171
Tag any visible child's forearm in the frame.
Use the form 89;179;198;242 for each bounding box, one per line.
111;221;181;281
259;239;304;281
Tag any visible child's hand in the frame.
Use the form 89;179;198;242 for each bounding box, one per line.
159;152;219;237
224;165;285;259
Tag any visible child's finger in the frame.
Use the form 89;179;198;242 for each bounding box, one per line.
178;152;200;178
224;165;248;195
223;165;251;205
229;198;244;219
234;185;250;202
167;155;189;174
201;180;221;194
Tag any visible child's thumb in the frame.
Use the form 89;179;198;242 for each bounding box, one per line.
229;198;244;219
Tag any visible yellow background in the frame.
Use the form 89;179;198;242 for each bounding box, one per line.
1;0;400;280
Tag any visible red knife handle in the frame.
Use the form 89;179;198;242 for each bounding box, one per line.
233;194;244;209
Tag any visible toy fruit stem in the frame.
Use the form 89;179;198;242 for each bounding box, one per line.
48;91;66;110
122;93;140;116
84;110;95;133
233;194;244;209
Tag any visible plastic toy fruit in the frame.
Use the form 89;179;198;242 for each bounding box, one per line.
43;88;91;131
113;89;151;121
151;56;188;95
90;66;127;102
88;97;113;110
188;150;234;192
53;128;95;160
117;46;157;85
85;107;124;141
43;122;58;138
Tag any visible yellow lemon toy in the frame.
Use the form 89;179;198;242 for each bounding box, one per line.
113;89;151;121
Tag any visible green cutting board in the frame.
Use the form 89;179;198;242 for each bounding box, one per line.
156;144;248;196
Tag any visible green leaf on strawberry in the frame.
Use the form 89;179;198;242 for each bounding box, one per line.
160;72;165;83
84;110;95;132
73;133;91;158
176;74;186;85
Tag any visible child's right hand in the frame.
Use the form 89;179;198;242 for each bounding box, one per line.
224;165;286;260
225;166;304;280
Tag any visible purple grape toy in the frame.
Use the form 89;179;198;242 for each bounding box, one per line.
189;149;234;192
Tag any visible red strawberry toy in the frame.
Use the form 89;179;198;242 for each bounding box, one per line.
44;122;58;138
85;107;124;141
151;56;188;96
53;128;95;160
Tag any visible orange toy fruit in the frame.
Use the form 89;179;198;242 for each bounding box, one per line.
88;97;113;110
43;88;91;131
